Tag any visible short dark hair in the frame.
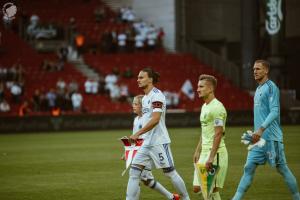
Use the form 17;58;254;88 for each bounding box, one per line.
255;59;270;70
141;68;160;84
199;74;217;90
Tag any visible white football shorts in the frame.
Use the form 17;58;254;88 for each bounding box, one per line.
132;143;174;169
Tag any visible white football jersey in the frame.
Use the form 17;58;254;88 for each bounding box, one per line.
140;87;171;146
132;115;146;139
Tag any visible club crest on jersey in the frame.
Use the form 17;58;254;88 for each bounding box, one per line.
142;108;150;114
152;101;163;109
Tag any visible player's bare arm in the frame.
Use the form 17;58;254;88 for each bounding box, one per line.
193;136;202;163
130;112;161;141
206;126;223;170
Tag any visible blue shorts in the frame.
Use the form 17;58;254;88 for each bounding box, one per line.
246;140;287;167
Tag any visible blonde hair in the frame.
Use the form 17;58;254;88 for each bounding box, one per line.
255;59;270;70
199;74;217;90
133;95;143;105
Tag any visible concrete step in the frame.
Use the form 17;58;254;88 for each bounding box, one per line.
70;59;100;80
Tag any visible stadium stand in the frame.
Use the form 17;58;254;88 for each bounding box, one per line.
0;0;252;116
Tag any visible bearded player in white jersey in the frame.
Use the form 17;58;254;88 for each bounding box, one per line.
126;68;190;200
125;95;180;200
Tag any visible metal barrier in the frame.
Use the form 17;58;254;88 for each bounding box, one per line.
185;40;241;87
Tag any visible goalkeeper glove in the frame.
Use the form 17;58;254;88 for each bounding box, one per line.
241;130;254;145
241;130;265;150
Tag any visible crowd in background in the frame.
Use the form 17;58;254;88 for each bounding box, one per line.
0;3;170;117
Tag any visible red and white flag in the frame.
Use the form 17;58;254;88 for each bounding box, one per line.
120;136;144;176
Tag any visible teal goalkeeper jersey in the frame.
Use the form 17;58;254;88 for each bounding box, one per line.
254;79;283;141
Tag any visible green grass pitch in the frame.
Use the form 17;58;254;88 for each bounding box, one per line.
0;126;299;200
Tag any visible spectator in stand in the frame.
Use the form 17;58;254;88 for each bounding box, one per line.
101;29;114;53
68;79;79;95
91;78;99;94
94;6;106;23
56;78;66;92
125;7;136;23
119;83;130;102
157;27;165;47
8;65;17;81
116;7;125;23
117;31;127;52
134;33;145;51
98;74;106;94
19;101;31;117
46;88;57;111
121;6;135;23
75;33;85;58
84;78;93;94
56;78;66;111
0;99;10;112
85;78;99;94
64;89;73;111
123;67;134;79
67;17;77;46
15;63;25;82
57;43;69;63
105;72;118;95
39;88;48;112
26;15;40;40
10;82;22;104
112;66;120;76
146;27;157;51
51;106;61;116
109;83;120;102
31;89;42;111
125;27;135;52
110;29;118;53
0;67;8;81
41;59;62;72
71;91;83;111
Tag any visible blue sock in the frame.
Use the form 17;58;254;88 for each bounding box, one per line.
277;164;300;200
232;162;257;200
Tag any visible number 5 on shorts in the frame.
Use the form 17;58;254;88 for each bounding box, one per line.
158;153;164;161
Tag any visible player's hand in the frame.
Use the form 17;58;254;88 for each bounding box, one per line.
193;151;200;163
252;133;261;144
205;158;213;171
129;134;139;143
121;154;125;160
252;128;263;143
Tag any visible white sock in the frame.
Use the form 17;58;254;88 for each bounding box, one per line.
126;167;142;200
148;179;174;199
165;170;190;200
211;192;221;200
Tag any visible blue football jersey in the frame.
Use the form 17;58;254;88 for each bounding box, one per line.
254;80;283;141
